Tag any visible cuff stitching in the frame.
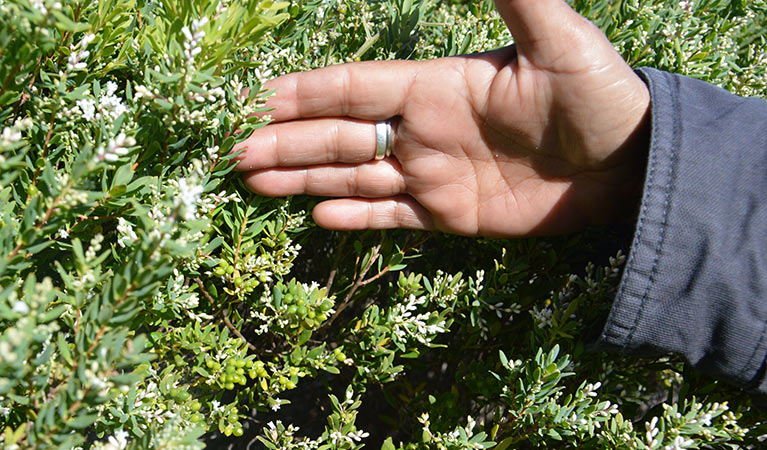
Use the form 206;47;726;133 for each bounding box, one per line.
623;71;680;349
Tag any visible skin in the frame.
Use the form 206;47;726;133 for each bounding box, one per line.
234;0;651;238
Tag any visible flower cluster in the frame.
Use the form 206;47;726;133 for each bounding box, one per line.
67;33;95;71
182;18;208;66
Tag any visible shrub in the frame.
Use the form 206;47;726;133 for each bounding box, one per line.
0;0;764;448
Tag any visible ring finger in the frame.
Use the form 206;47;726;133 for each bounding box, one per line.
233;117;394;171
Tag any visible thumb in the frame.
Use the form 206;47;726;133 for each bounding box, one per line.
494;0;610;69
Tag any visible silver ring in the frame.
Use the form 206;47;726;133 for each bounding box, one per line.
374;120;392;160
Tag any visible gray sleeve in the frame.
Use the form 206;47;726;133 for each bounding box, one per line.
598;67;767;394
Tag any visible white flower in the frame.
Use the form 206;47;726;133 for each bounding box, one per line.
177;177;204;220
13;117;33;130
105;429;129;450
56;229;69;239
531;305;553;328
116;217;138;247
97;133;136;162
67;34;95;71
182;17;208;64
1;127;22;145
97;84;129;121
133;84;153;100
31;0;48;14
664;436;694;450
108;133;134;155
85;234;104;261
76;98;96;121
583;381;601;397
12;300;30;314
81;33;96;47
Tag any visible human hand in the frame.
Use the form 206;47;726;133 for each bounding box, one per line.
234;0;650;237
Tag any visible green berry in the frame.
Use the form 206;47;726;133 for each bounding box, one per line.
278;376;288;386
190;400;201;411
248;369;257;379
320;300;333;311
234;277;243;287
233;427;244;437
287;305;298;316
296;305;308;317
335;352;347;362
277;231;288;242
214;267;226;276
226;266;235;275
286;380;296;389
225;382;235;390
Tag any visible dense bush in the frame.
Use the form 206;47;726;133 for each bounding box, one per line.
0;0;765;448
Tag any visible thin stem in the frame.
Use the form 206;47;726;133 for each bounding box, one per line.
325;233;349;291
28;108;58;191
323;243;382;329
6;193;64;261
353;29;382;60
358;232;432;287
195;277;256;351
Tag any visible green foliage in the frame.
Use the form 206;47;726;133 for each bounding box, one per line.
0;0;765;448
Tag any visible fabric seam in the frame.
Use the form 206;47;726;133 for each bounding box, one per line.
605;71;654;342
623;70;679;349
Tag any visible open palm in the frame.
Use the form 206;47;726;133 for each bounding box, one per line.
234;0;650;237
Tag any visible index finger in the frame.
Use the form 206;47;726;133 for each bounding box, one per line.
263;60;420;122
